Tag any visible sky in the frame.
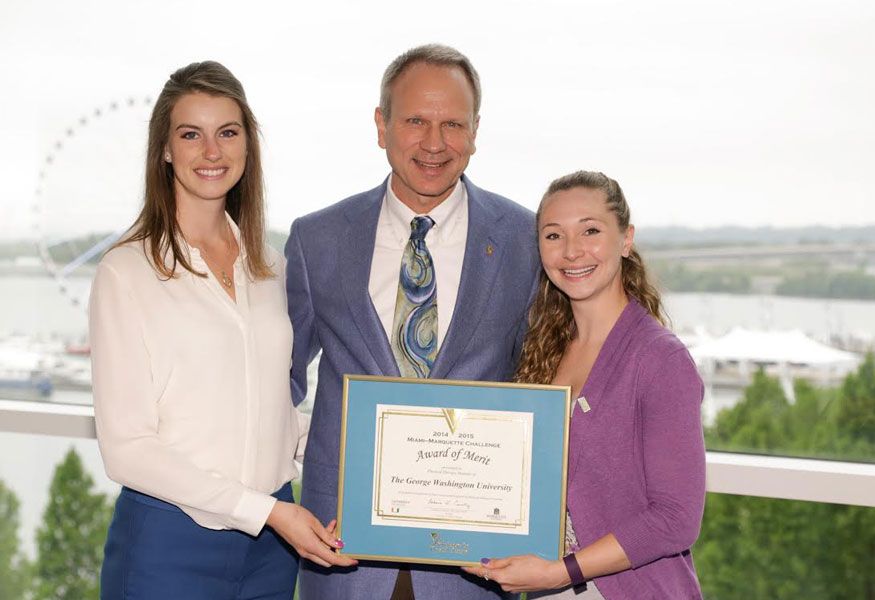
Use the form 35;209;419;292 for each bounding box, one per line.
1;0;873;241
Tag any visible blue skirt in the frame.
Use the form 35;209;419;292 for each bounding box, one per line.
101;483;298;600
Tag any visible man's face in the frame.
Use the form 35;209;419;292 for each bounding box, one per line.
375;63;478;213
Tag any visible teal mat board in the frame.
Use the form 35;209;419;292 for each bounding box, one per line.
337;376;570;565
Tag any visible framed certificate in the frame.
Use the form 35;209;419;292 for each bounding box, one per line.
336;375;571;567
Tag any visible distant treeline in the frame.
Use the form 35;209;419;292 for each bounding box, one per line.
4;229;875;301
0;240;40;259
635;224;875;248
652;262;875;301
652;263;752;294
266;226;875;252
776;270;875;300
4;225;875;258
0;231;292;262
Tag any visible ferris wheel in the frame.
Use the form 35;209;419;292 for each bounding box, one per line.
32;96;154;308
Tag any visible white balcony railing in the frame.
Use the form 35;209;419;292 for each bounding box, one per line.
3;398;874;508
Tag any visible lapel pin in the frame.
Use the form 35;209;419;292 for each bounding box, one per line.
577;396;591;413
486;244;494;256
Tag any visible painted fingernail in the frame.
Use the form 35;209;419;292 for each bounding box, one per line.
335;539;345;548
480;558;490;566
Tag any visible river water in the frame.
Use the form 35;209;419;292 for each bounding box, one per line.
2;275;874;557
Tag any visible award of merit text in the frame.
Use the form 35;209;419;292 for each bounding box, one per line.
373;405;533;534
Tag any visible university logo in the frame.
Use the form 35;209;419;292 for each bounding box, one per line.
429;532;469;555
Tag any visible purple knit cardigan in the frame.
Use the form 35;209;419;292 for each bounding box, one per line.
565;299;706;599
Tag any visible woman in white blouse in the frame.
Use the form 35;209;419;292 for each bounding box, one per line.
90;61;356;600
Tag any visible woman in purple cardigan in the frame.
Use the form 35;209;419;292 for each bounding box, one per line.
466;171;705;599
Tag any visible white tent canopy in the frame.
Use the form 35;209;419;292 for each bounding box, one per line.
689;328;859;367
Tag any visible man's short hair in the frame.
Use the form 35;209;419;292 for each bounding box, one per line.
379;44;481;121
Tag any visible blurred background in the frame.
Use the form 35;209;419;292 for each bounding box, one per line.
1;0;873;597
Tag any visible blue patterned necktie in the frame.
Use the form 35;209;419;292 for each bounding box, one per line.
391;216;438;378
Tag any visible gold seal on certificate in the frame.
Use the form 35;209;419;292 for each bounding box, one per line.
372;404;533;535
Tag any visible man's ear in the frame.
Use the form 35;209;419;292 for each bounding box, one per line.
470;114;480;155
375;107;387;149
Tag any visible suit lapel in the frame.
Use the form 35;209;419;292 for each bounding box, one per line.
431;177;504;379
340;182;400;377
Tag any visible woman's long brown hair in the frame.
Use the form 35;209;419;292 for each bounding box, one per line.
514;171;665;385
120;60;273;279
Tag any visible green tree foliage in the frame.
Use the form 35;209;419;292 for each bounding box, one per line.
32;448;113;600
696;355;875;599
836;354;875;447
0;480;31;599
707;371;791;451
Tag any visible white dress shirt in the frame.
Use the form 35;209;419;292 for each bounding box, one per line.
89;215;306;537
368;176;469;350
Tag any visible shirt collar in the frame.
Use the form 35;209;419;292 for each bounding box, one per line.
384;175;467;244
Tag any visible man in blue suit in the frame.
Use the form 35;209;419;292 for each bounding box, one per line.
285;44;540;600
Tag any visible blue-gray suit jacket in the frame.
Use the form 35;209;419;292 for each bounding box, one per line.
285;175;540;600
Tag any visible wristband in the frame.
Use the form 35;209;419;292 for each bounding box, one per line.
563;553;588;592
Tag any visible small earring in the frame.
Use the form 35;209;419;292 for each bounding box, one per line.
164;152;172;162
